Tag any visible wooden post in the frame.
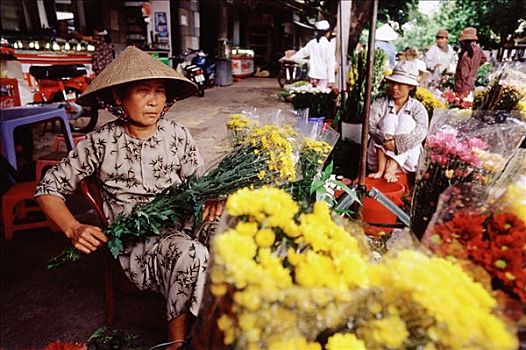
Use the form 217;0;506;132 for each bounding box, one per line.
356;0;378;220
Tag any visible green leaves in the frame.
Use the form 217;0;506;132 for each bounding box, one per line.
47;247;82;270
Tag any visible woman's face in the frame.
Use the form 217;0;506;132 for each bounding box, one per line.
388;81;412;100
115;79;167;127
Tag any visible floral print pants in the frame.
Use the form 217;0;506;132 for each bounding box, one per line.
119;221;217;321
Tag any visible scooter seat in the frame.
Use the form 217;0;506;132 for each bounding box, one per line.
29;64;87;80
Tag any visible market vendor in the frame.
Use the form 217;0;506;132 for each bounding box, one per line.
453;27;487;98
34;46;222;350
424;29;456;75
367;61;429;183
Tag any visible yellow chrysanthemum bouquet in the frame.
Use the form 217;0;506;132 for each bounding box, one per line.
226;113;259;146
193;187;517;350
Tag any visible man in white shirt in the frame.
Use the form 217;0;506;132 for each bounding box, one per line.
424;29;456;74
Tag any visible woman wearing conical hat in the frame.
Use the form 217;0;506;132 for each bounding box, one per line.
35;46;220;349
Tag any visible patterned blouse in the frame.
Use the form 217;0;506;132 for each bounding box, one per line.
34;117;204;224
368;96;429;154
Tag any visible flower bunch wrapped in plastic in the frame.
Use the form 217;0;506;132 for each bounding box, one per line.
48;125;298;266
423;150;526;303
195;187;517;350
225;113;258;147
423;186;526;303
473;69;526;112
205;186;371;349
410;110;526;238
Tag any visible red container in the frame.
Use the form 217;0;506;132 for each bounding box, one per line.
358;177;405;226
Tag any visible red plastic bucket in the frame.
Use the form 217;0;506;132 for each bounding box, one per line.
358;177;405;226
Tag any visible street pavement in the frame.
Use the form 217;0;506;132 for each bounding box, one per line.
1;77;292;349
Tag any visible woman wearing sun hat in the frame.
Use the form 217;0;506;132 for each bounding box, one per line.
367;61;429;183
34;46;221;349
453;27;487;97
289;20;337;89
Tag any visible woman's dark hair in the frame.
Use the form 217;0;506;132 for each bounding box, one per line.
409;86;417;98
316;30;330;43
459;39;475;59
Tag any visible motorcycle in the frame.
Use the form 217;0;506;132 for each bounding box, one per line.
174;51;206;97
191;49;215;88
29;64;98;132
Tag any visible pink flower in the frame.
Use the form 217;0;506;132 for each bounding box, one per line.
467;137;488;150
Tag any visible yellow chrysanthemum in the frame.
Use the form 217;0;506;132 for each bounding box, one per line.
327;333;367;350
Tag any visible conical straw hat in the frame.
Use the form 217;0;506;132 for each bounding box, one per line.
77;46;197;106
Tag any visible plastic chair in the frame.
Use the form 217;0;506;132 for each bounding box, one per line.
53;133;86;152
35;152;68;182
2;181;50;240
79;176;115;326
0;106;74;171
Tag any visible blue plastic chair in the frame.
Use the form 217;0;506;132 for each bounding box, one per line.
0;106;74;171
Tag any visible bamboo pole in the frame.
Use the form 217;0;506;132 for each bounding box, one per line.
356;0;378;219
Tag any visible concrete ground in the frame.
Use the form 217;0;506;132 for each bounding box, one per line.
1;78;291;349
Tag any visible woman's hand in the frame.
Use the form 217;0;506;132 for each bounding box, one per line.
383;137;397;152
202;199;226;222
67;223;108;254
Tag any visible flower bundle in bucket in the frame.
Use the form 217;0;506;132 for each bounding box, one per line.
195;187;517;350
285;83;337;119
48;124;299;267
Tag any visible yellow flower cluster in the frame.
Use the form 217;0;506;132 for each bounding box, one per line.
302;138;332;157
415;87;445;117
226;113;251;130
327;333;366;350
517;100;526;120
210;187;517;350
368;250;517;349
249;125;297;182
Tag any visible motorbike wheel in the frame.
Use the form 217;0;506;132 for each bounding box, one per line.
277;70;286;88
60;88;99;133
197;87;205;97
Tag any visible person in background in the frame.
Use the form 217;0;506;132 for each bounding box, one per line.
92;29;114;75
453;27;487;98
424;29;456;75
289;20;337;89
404;47;428;84
375;23;399;69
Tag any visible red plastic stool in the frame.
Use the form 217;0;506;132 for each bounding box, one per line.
53;133;86;152
35;152;68;181
2;181;50;240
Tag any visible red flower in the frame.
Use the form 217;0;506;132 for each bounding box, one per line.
487;213;526;248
